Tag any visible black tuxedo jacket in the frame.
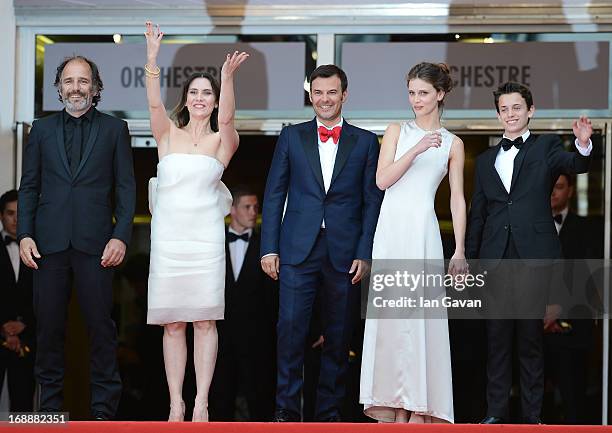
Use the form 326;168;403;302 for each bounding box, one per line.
223;229;277;338
18;108;136;256
0;243;35;347
559;212;602;259
466;134;590;260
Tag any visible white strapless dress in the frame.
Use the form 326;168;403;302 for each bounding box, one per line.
147;153;232;325
360;120;455;423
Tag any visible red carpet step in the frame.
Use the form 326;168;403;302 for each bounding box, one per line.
1;422;612;432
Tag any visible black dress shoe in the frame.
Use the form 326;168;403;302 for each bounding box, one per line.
92;412;111;421
318;414;342;422
524;416;543;424
273;409;300;422
480;416;505;424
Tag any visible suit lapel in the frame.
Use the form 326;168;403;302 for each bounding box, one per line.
225;231;235;285
330;122;356;187
74;108;100;179
299;119;325;192
488;143;508;195
55;114;71;177
0;244;16;285
509;134;536;193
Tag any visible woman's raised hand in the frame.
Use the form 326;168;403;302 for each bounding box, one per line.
221;51;250;80
145;21;163;62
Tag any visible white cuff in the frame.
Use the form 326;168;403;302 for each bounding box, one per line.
574;139;592;156
261;253;279;259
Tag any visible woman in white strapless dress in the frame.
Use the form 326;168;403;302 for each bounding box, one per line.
144;22;249;422
360;63;468;423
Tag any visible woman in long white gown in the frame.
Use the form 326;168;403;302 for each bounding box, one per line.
144;22;248;422
360;62;467;423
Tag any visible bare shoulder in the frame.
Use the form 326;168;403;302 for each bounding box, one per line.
449;134;465;160
450;134;464;149
381;122;401;142
385;122;402;135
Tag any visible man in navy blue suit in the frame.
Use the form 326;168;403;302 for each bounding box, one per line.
260;64;383;422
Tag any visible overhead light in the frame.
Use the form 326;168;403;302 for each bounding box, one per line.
455;34;460;40
303;77;310;93
113;34;122;44
484;37;494;44
312;51;318;61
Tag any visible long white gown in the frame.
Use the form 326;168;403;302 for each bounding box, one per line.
147;153;232;325
360;120;455;423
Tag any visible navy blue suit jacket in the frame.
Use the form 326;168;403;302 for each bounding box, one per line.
261;118;383;272
18;109;136;256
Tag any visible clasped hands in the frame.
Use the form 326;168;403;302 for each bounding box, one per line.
1;321;26;354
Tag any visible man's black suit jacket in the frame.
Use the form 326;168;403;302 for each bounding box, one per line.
559;212;602;260
0;244;34;347
466;134;590;260
223;229;277;339
17;108;136;256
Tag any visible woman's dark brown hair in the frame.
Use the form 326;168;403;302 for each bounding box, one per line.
171;72;221;131
406;62;453;111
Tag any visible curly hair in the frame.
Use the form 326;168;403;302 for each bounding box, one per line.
54;55;104;106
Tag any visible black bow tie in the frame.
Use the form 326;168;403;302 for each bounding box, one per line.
553;214;564;224
500;136;524;151
228;232;249;243
4;235;17;245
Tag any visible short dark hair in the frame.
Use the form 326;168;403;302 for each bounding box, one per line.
0;189;18;213
494;81;533;113
171;72;221;130
557;173;575;187
230;184;259;206
309;64;348;93
54;55;104;106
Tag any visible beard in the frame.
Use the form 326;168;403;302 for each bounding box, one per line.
62;90;93;113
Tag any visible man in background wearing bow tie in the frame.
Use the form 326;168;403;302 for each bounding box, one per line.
261;64;383;422
0;190;35;411
210;185;277;421
543;173;602;424
466;81;593;425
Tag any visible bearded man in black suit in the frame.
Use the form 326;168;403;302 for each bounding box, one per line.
18;55;136;419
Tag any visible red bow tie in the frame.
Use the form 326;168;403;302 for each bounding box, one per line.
318;125;342;144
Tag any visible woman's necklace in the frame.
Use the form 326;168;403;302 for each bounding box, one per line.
187;125;212;147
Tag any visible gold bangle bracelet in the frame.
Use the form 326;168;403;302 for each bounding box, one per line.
145;72;160;79
144;63;161;75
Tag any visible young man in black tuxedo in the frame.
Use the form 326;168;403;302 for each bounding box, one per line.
466;82;593;424
0;190;35;411
209;185;277;421
18;56;136;419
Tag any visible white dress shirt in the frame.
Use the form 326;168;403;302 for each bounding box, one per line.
317;118;343;228
228;227;252;281
2;230;19;280
495;130;592;193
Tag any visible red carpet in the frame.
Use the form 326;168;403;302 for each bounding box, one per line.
1;422;611;432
